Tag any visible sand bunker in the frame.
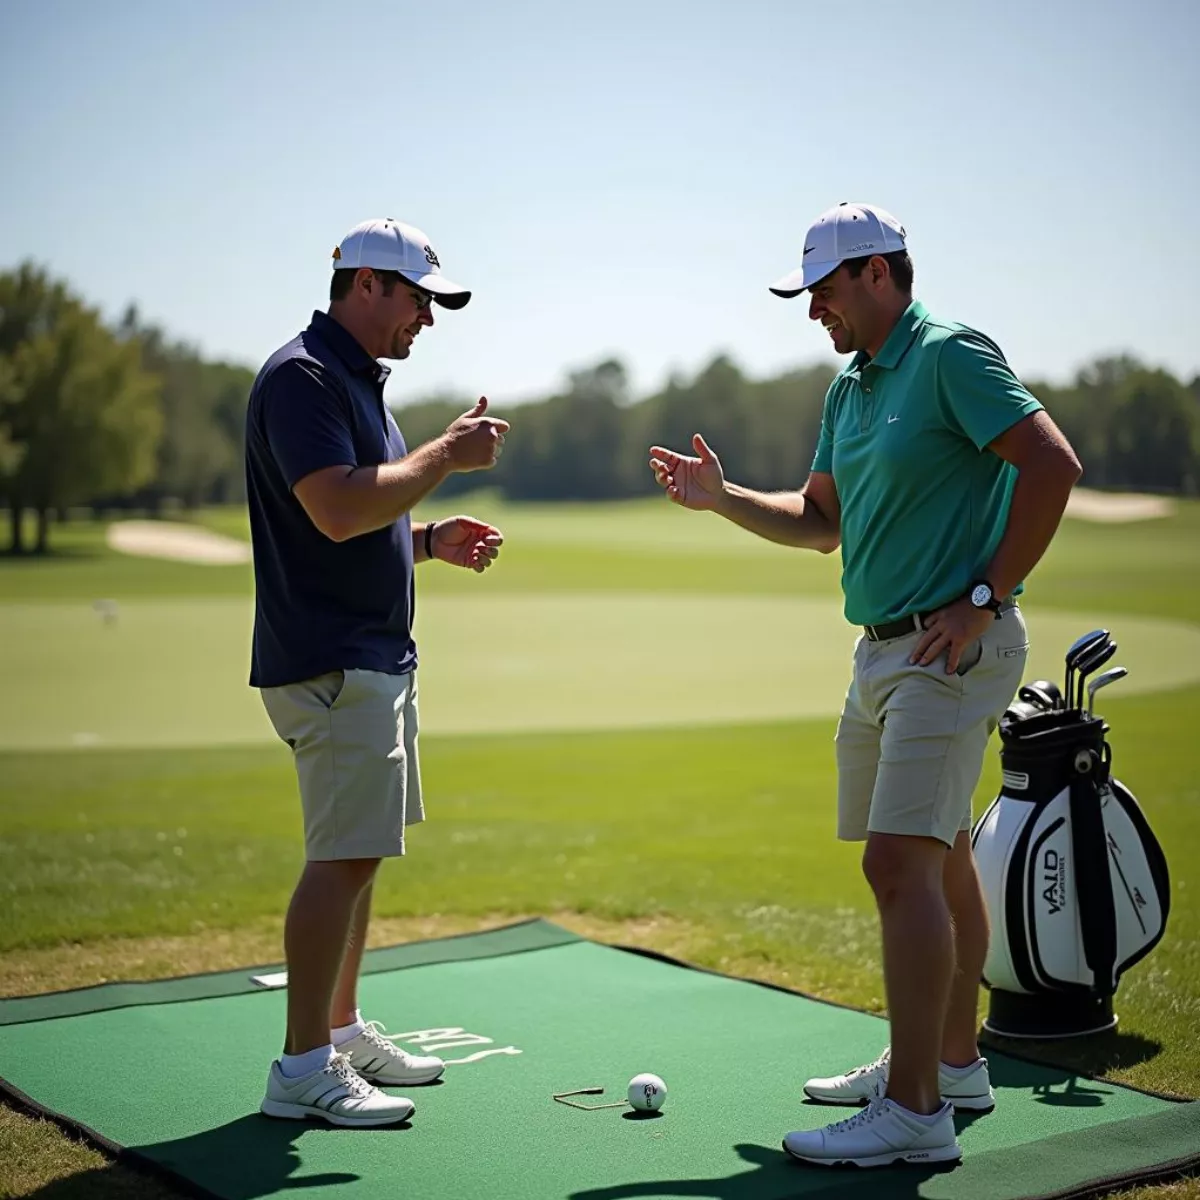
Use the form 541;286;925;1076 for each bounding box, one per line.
106;520;251;565
1065;488;1175;523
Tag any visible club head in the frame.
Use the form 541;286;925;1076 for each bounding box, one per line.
1066;629;1110;660
1065;630;1109;701
1066;631;1111;674
1086;666;1129;715
1074;641;1118;708
1027;679;1064;708
1018;684;1057;711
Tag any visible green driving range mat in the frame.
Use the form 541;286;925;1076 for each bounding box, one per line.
2;919;1197;1200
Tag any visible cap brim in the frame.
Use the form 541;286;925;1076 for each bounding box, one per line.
403;270;472;310
768;259;840;298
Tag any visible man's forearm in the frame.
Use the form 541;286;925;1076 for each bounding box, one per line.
985;454;1082;599
716;483;840;553
330;439;453;540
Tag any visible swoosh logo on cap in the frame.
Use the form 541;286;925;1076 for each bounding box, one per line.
803;246;816;255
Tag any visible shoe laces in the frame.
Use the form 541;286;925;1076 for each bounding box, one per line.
327;1052;373;1098
829;1096;887;1133
847;1047;891;1081
360;1020;412;1059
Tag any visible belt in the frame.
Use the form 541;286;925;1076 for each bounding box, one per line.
863;614;928;642
863;599;1017;642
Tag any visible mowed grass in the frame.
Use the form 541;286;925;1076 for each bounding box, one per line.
2;496;1200;1199
5;498;1200;751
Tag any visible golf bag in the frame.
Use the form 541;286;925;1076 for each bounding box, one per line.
971;704;1170;1038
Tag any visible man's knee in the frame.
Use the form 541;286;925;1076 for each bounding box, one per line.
862;833;946;903
304;857;381;892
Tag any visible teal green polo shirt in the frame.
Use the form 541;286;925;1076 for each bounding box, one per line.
812;301;1043;627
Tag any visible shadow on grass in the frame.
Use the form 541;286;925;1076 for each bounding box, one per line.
22;1114;383;1200
0;544;107;563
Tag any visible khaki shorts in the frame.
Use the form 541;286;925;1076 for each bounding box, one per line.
260;669;425;861
835;606;1029;848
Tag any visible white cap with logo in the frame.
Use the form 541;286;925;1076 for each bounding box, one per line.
769;202;907;298
332;218;472;310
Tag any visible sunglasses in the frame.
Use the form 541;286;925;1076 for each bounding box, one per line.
403;282;434;312
370;271;433;311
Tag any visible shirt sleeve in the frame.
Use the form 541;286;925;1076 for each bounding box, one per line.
935;331;1044;451
260;358;357;489
811;385;837;473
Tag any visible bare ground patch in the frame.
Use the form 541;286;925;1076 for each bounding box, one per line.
1066;488;1176;523
105;521;250;565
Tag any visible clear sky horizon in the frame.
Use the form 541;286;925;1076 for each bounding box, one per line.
2;0;1198;407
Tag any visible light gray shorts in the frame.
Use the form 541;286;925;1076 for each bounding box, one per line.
835;606;1029;848
260;668;424;861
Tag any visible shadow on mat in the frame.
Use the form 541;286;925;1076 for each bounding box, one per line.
983;1029;1163;1081
982;1031;1167;1106
569;1141;958;1200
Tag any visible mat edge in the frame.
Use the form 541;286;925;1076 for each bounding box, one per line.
2;1072;1197;1200
0;1075;220;1200
0;916;556;1004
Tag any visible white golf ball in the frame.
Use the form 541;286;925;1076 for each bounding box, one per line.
627;1073;667;1111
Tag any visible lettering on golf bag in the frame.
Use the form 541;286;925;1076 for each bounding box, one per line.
971;699;1170;1038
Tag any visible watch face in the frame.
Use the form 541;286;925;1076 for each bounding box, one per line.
971;584;992;607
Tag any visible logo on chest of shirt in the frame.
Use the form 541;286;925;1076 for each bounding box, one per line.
887;414;900;424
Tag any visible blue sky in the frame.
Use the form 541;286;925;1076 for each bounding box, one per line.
2;0;1197;406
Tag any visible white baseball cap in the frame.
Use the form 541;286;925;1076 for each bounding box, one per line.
769;202;907;297
332;218;471;310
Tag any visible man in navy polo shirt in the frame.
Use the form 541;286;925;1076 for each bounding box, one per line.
247;218;509;1128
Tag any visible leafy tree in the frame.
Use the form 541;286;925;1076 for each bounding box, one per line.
0;264;161;553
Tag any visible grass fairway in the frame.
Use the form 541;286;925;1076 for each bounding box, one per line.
1;497;1199;1199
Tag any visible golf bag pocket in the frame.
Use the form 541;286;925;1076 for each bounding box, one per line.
972;714;1169;998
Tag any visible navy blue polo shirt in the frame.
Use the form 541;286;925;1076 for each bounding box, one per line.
244;310;417;688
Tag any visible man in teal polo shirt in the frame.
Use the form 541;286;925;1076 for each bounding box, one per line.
648;202;1082;1168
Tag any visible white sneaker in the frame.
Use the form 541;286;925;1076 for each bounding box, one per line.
803;1047;995;1112
336;1021;445;1086
784;1097;962;1168
261;1053;415;1126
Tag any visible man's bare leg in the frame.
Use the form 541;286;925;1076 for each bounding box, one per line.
941;830;989;1066
284;858;380;1055
862;832;953;1115
331;878;376;1029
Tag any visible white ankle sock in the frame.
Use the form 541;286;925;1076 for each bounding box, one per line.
331;1010;366;1046
892;1099;949;1122
280;1044;334;1078
940;1058;981;1076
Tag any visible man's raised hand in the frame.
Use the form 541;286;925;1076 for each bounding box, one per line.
648;434;726;512
430;516;503;572
444;397;509;472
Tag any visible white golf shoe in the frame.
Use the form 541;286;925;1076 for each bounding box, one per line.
261;1052;415;1126
784;1096;962;1168
336;1021;445;1086
803;1047;995;1112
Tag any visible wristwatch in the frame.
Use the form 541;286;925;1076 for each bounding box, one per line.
968;579;1003;616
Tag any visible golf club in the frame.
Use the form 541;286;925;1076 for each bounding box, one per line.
1019;683;1059;711
1026;679;1064;709
1074;640;1118;710
1087;666;1129;717
1065;630;1109;709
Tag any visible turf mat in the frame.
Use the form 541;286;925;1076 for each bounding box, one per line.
2;920;1197;1199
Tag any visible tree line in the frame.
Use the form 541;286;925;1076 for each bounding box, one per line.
2;262;1197;553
